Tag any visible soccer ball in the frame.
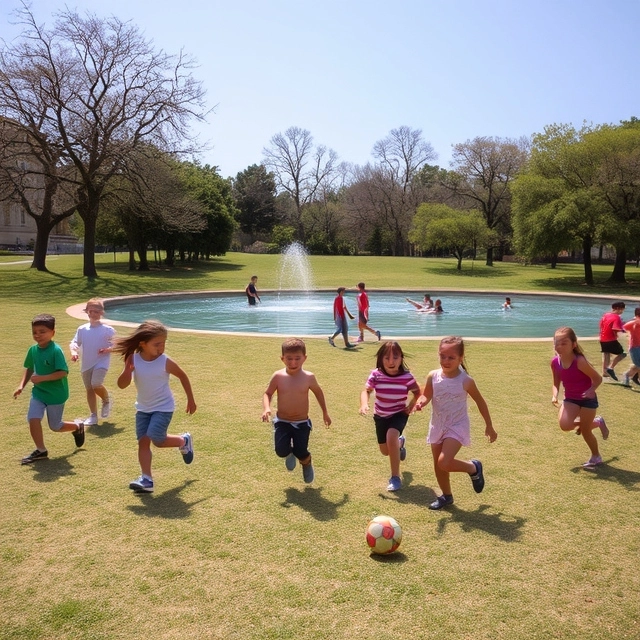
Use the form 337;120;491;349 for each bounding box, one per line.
365;515;402;555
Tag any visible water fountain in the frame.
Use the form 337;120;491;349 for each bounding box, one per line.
277;242;314;292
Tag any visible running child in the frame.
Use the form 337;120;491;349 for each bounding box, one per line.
262;338;331;483
69;298;116;426
112;321;196;493
551;326;609;468
622;307;640;386
356;282;381;343
14;313;85;464
329;287;355;348
360;341;420;492
599;301;626;380
415;336;497;510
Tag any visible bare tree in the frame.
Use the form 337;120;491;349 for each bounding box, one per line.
445;136;529;265
262;126;339;240
0;3;207;276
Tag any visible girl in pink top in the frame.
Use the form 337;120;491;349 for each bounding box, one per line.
551;326;608;468
416;336;497;510
360;342;420;492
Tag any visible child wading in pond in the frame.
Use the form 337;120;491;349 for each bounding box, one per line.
69;298;116;426
112;321;196;493
14;314;85;464
416;336;497;510
262;338;331;483
551;326;608;468
360;341;420;492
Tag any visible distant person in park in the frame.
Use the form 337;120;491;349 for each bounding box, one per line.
415;335;497;510
329;287;356;348
69;298;115;427
262;338;331;484
113;320;196;494
599;301;626;380
14;313;85;464
502;297;512;310
551;326;609;468
621;307;640;386
406;294;433;311
359;341;420;492
246;275;261;305
356;282;381;343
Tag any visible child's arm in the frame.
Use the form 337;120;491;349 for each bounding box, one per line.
344;301;354;320
166;358;197;414
414;372;434;411
69;334;80;362
359;387;372;415
31;370;68;385
13;368;33;399
262;375;278;422
310;376;331;426
465;378;497;443
117;355;135;389
405;383;420;414
576;356;602;399
551;361;562;405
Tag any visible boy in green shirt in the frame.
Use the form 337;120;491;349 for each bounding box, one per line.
14;314;85;464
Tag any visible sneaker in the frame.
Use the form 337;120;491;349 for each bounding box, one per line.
129;475;154;492
302;461;314;483
346;343;357;349
375;330;381;341
179;433;194;464
595;415;609;440
582;455;603;468
84;413;98;426
101;395;112;419
429;494;454;510
21;448;48;464
605;368;618;381
386;475;402;491
633;373;640;386
285;452;297;471
328;337;336;347
356;336;364;343
72;419;85;447
622;374;631;387
469;459;484;493
398;435;406;462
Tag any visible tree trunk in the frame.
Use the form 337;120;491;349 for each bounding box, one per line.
608;248;627;283
128;246;136;271
485;246;494;266
456;254;463;270
582;237;594;286
30;219;52;271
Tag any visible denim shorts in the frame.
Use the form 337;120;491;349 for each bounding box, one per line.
630;346;640;368
564;396;598;410
135;411;174;442
27;397;65;431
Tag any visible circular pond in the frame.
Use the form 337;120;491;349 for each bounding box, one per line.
102;290;624;339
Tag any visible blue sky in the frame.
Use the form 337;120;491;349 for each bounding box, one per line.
2;0;639;178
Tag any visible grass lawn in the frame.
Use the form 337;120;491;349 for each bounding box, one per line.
1;253;639;640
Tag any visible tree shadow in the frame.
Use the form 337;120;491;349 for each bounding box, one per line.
281;486;349;521
570;457;640;491
126;479;206;519
421;264;519;279
85;421;126;439
432;504;527;542
27;450;82;482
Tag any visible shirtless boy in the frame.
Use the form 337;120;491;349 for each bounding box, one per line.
262;338;331;483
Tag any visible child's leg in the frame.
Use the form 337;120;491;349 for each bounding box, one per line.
379;428;402;477
138;435;153;477
274;421;295;458
290;421;312;465
558;401;581;431
577;407;599;458
432;438;475;496
28;418;46;451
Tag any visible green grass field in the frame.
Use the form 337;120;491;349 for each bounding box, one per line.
1;253;639;640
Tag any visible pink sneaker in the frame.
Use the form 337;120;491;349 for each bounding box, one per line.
595;416;609;440
582;455;603;468
356;336;364;343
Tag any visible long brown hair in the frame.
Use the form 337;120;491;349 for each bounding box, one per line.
375;341;409;375
554;326;585;356
111;320;168;361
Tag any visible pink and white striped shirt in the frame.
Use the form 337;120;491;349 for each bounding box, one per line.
365;369;420;417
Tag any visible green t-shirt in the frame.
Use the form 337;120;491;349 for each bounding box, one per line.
24;340;69;405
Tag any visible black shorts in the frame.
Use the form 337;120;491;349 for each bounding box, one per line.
564;396;599;410
600;340;624;355
374;412;409;444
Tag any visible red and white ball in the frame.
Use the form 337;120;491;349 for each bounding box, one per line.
365;515;402;555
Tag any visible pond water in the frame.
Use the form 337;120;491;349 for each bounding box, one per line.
103;290;620;339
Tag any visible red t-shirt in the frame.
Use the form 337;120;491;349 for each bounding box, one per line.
599;312;624;342
333;295;345;321
357;291;369;314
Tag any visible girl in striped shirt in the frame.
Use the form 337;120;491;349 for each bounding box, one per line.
360;341;420;492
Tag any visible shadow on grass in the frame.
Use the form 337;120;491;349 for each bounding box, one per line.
85;421;126;439
26;450;83;482
126;479;206;519
369;551;409;564
281;486;349;521
420;264;521;279
570;457;640;490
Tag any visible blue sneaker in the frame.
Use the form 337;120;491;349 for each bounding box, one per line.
129;475;154;493
179;433;193;464
285;452;297;471
470;459;484;493
398;435;406;462
302;461;314;483
375;330;381;341
429;494;454;510
386;475;401;491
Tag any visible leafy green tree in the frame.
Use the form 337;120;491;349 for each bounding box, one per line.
232;164;277;242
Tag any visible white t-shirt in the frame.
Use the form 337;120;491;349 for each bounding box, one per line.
133;353;175;413
70;322;116;372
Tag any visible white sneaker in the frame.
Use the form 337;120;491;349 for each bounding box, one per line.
582;455;603;468
84;413;98;426
101;395;112;419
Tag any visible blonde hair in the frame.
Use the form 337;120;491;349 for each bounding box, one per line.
554;326;584;356
111;320;168;361
85;298;105;312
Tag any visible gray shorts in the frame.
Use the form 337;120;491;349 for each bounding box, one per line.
81;366;108;389
27;397;65;431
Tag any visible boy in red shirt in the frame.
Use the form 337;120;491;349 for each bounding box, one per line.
599;301;626;380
